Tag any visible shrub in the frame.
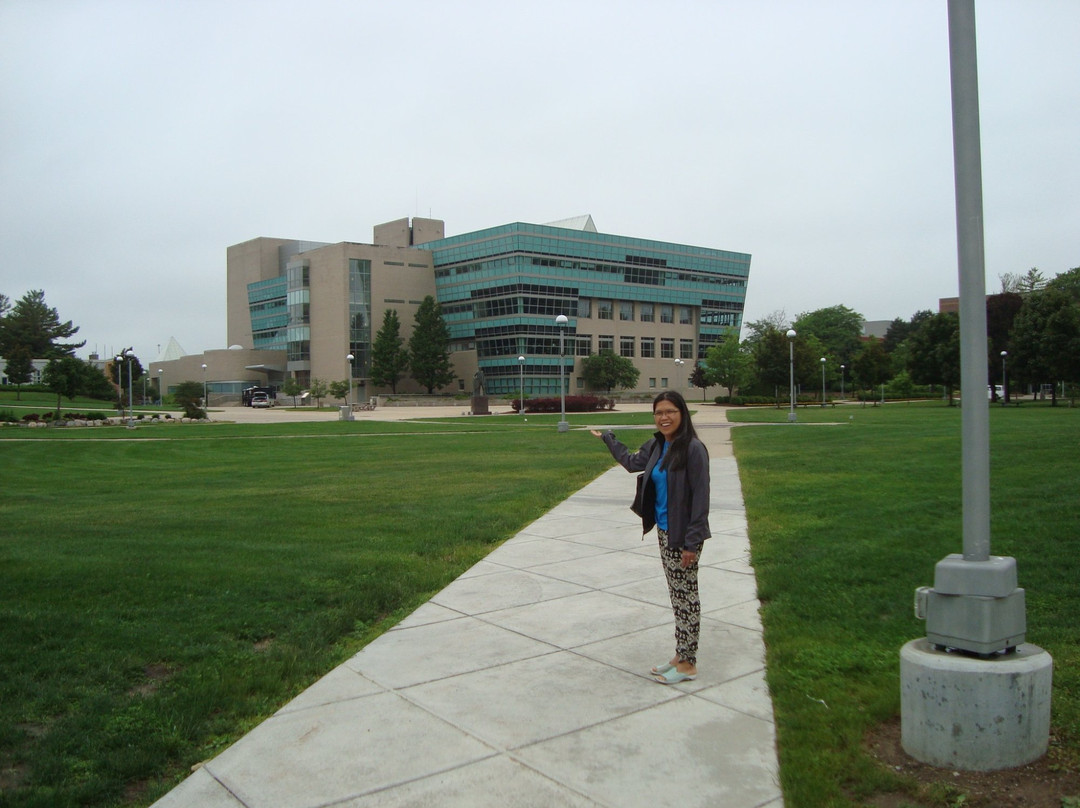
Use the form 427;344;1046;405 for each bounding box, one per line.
0;409;20;423
21;413;39;423
517;395;607;413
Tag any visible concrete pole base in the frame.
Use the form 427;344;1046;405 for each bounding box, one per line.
900;639;1052;771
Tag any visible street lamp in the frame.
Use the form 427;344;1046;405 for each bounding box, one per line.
124;349;135;428
518;354;525;416
786;329;797;422
674;358;684;389
201;363;208;413
347;354;355;411
820;357;827;407
555;314;569;432
1000;350;1007;407
840;364;845;400
115;355;124;417
157;367;164;405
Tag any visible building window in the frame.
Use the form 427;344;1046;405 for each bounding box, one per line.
680;339;694;359
640;303;654;322
576;334;592;356
660;304;674;324
577;298;592;318
661;377;669;388
620;336;635;357
597;300;614;320
679;306;693;325
660;338;675;359
649;377;657;388
619;302;634;321
640;337;655;358
599;335;614;353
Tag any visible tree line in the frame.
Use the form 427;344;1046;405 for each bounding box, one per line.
698;266;1080;406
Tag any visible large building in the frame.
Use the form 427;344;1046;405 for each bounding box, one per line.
152;215;751;404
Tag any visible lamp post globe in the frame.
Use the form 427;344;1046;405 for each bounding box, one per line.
201;363;207;415
555;314;569;432
157;367;164;406
820;356;827;407
786;330;797;422
840;364;845;400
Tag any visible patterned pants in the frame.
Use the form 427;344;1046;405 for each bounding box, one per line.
657;528;701;666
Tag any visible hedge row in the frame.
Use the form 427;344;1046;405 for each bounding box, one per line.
512;396;616;413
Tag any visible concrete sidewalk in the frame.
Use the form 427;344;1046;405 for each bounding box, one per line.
153;414;781;808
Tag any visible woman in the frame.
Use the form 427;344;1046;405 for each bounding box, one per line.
591;390;710;684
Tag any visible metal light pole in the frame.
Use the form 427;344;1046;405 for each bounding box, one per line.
555;314;569;432
840;364;846;400
201;363;208;413
786;329;797;422
1000;350;1007;406
820;357;827;407
902;0;1049;773
115;355;124;416
157;368;164;405
518;354;525;415
674;358;684;389
125;349;135;428
347;354;354;409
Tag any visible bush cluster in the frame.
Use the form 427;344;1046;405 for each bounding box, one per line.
512;395;615;413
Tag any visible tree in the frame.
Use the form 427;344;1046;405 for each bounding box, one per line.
1047;266;1080;303
688;364;710;401
329;379;351;404
851;338;892;400
282;376;303;407
1009;287;1080;406
408;296;455;394
3;346;33;400
703;335;751;399
369;309;409;393
172;380;206;419
309;378;330;408
580;350;639;394
0;289;84;358
792;304;864;369
41;356;96;418
906;312;960;404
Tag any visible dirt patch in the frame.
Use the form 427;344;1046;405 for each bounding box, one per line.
127;662;174;698
865;716;1080;807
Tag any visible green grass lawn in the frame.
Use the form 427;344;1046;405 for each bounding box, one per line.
0;420;618;807
728;401;1080;806
4;401;1077;807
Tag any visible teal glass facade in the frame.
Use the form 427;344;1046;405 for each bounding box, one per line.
422;222;751;395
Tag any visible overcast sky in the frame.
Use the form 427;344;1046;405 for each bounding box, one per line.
2;0;1077;363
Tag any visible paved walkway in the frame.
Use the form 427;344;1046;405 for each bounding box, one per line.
153;406;781;808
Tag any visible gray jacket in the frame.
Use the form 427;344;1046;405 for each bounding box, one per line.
602;430;711;552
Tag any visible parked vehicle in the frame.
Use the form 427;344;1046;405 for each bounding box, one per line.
250;392;271;408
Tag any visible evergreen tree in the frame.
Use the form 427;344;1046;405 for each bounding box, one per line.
41;356;94;418
0;289;84;357
408;296;455;394
370;309;410;393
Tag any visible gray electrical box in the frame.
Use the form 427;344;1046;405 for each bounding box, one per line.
914;554;1026;655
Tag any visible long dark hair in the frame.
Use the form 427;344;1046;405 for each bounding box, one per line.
653;390;700;471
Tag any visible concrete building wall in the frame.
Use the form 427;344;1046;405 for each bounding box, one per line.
226;237;295;349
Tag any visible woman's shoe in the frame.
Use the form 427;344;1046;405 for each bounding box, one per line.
652;667;697;684
650;662;675;676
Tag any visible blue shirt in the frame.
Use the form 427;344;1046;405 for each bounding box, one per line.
651;441;669;530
